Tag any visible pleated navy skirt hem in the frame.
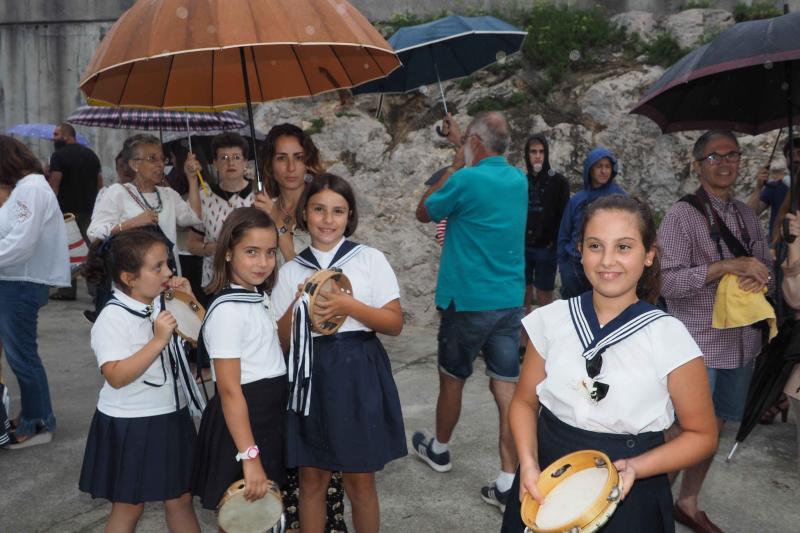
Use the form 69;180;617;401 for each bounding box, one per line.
287;332;408;472
78;407;196;504
501;407;673;533
191;375;287;510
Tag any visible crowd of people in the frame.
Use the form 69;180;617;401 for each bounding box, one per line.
0;111;798;532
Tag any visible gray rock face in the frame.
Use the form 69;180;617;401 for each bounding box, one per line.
663;8;735;49
252;13;778;327
611;10;659;42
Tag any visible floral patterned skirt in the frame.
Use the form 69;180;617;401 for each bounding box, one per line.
283;468;347;532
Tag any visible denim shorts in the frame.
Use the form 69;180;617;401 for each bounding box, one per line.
706;362;754;422
437;303;524;382
525;246;557;291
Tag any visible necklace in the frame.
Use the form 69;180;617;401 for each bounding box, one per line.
134;182;163;213
276;196;293;226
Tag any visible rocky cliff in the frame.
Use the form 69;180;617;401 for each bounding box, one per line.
254;8;784;327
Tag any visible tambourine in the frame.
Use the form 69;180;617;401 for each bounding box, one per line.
521;450;622;533
163;289;205;345
304;269;353;335
217;478;284;533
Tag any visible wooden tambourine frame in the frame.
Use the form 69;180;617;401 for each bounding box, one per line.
304;269;353;335
217;478;283;533
521;449;622;533
163;289;205;346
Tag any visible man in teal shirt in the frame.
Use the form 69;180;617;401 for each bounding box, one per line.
413;111;527;512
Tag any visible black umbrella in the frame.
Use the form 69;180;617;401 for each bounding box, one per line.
727;319;800;460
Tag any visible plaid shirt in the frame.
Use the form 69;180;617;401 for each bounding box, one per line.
658;192;772;369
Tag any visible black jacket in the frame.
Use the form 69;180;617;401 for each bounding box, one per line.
523;134;570;248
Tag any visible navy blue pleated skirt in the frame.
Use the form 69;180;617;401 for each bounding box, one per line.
287;331;407;472
79;407;196;504
501;407;673;533
191;375;287;510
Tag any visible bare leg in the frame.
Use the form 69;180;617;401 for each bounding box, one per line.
299;466;333;533
490;378;518;473
342;472;379;533
435;371;465;443
675;417;725;516
105;502;144;533
164;492;200;533
534;289;554;307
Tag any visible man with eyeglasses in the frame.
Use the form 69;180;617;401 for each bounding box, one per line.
48;123;101;300
658;130;772;533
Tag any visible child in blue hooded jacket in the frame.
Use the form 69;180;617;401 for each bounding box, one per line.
556;147;627;298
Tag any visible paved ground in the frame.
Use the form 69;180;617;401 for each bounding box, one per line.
1;284;798;532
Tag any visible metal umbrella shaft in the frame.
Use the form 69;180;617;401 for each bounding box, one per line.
240;47;264;196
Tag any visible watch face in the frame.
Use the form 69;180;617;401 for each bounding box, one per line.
247;447;259;459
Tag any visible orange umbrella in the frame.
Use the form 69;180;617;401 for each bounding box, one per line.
79;0;400;190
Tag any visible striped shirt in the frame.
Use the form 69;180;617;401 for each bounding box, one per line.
658;191;772;369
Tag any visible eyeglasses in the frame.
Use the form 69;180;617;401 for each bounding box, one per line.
697;151;742;165
219;154;244;162
132;155;169;165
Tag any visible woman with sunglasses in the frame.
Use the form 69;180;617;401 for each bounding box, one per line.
501;195;718;532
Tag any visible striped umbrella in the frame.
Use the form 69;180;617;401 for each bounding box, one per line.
66;106;245;132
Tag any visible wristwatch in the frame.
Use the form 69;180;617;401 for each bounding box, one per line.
278;224;289;235
235;445;260;462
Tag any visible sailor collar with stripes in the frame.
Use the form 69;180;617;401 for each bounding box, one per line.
292;237;365;271
288;238;365;416
568;291;668;403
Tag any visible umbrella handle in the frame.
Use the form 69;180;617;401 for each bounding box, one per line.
435;124;448;137
196;169;209;196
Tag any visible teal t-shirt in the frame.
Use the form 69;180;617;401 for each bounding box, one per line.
424;156;527;311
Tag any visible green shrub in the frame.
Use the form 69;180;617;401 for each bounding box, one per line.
457;75;475;91
641;33;689;67
466;92;527;115
521;1;626;84
733;2;782;22
681;0;711;9
305;118;325;136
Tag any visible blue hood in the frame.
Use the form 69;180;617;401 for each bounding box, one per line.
582;147;618;190
557;147;627;265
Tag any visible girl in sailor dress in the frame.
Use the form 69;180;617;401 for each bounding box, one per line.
191;207;289;512
79;228;203;532
272;173;407;531
501;195;719;533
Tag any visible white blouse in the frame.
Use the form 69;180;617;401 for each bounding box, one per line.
91;288;185;418
203;285;286;384
0;174;70;287
87;183;201;275
272;238;400;334
524;299;702;434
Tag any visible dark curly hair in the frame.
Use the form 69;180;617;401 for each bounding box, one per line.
84;230;168;294
260;123;323;198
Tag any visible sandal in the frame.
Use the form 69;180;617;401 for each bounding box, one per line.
758;394;790;425
4;429;52;450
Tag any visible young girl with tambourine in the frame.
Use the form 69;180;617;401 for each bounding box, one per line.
79;229;203;532
272;173;407;532
501;195;718;532
191;207;288;513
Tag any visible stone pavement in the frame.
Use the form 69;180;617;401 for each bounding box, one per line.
0;287;798;532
